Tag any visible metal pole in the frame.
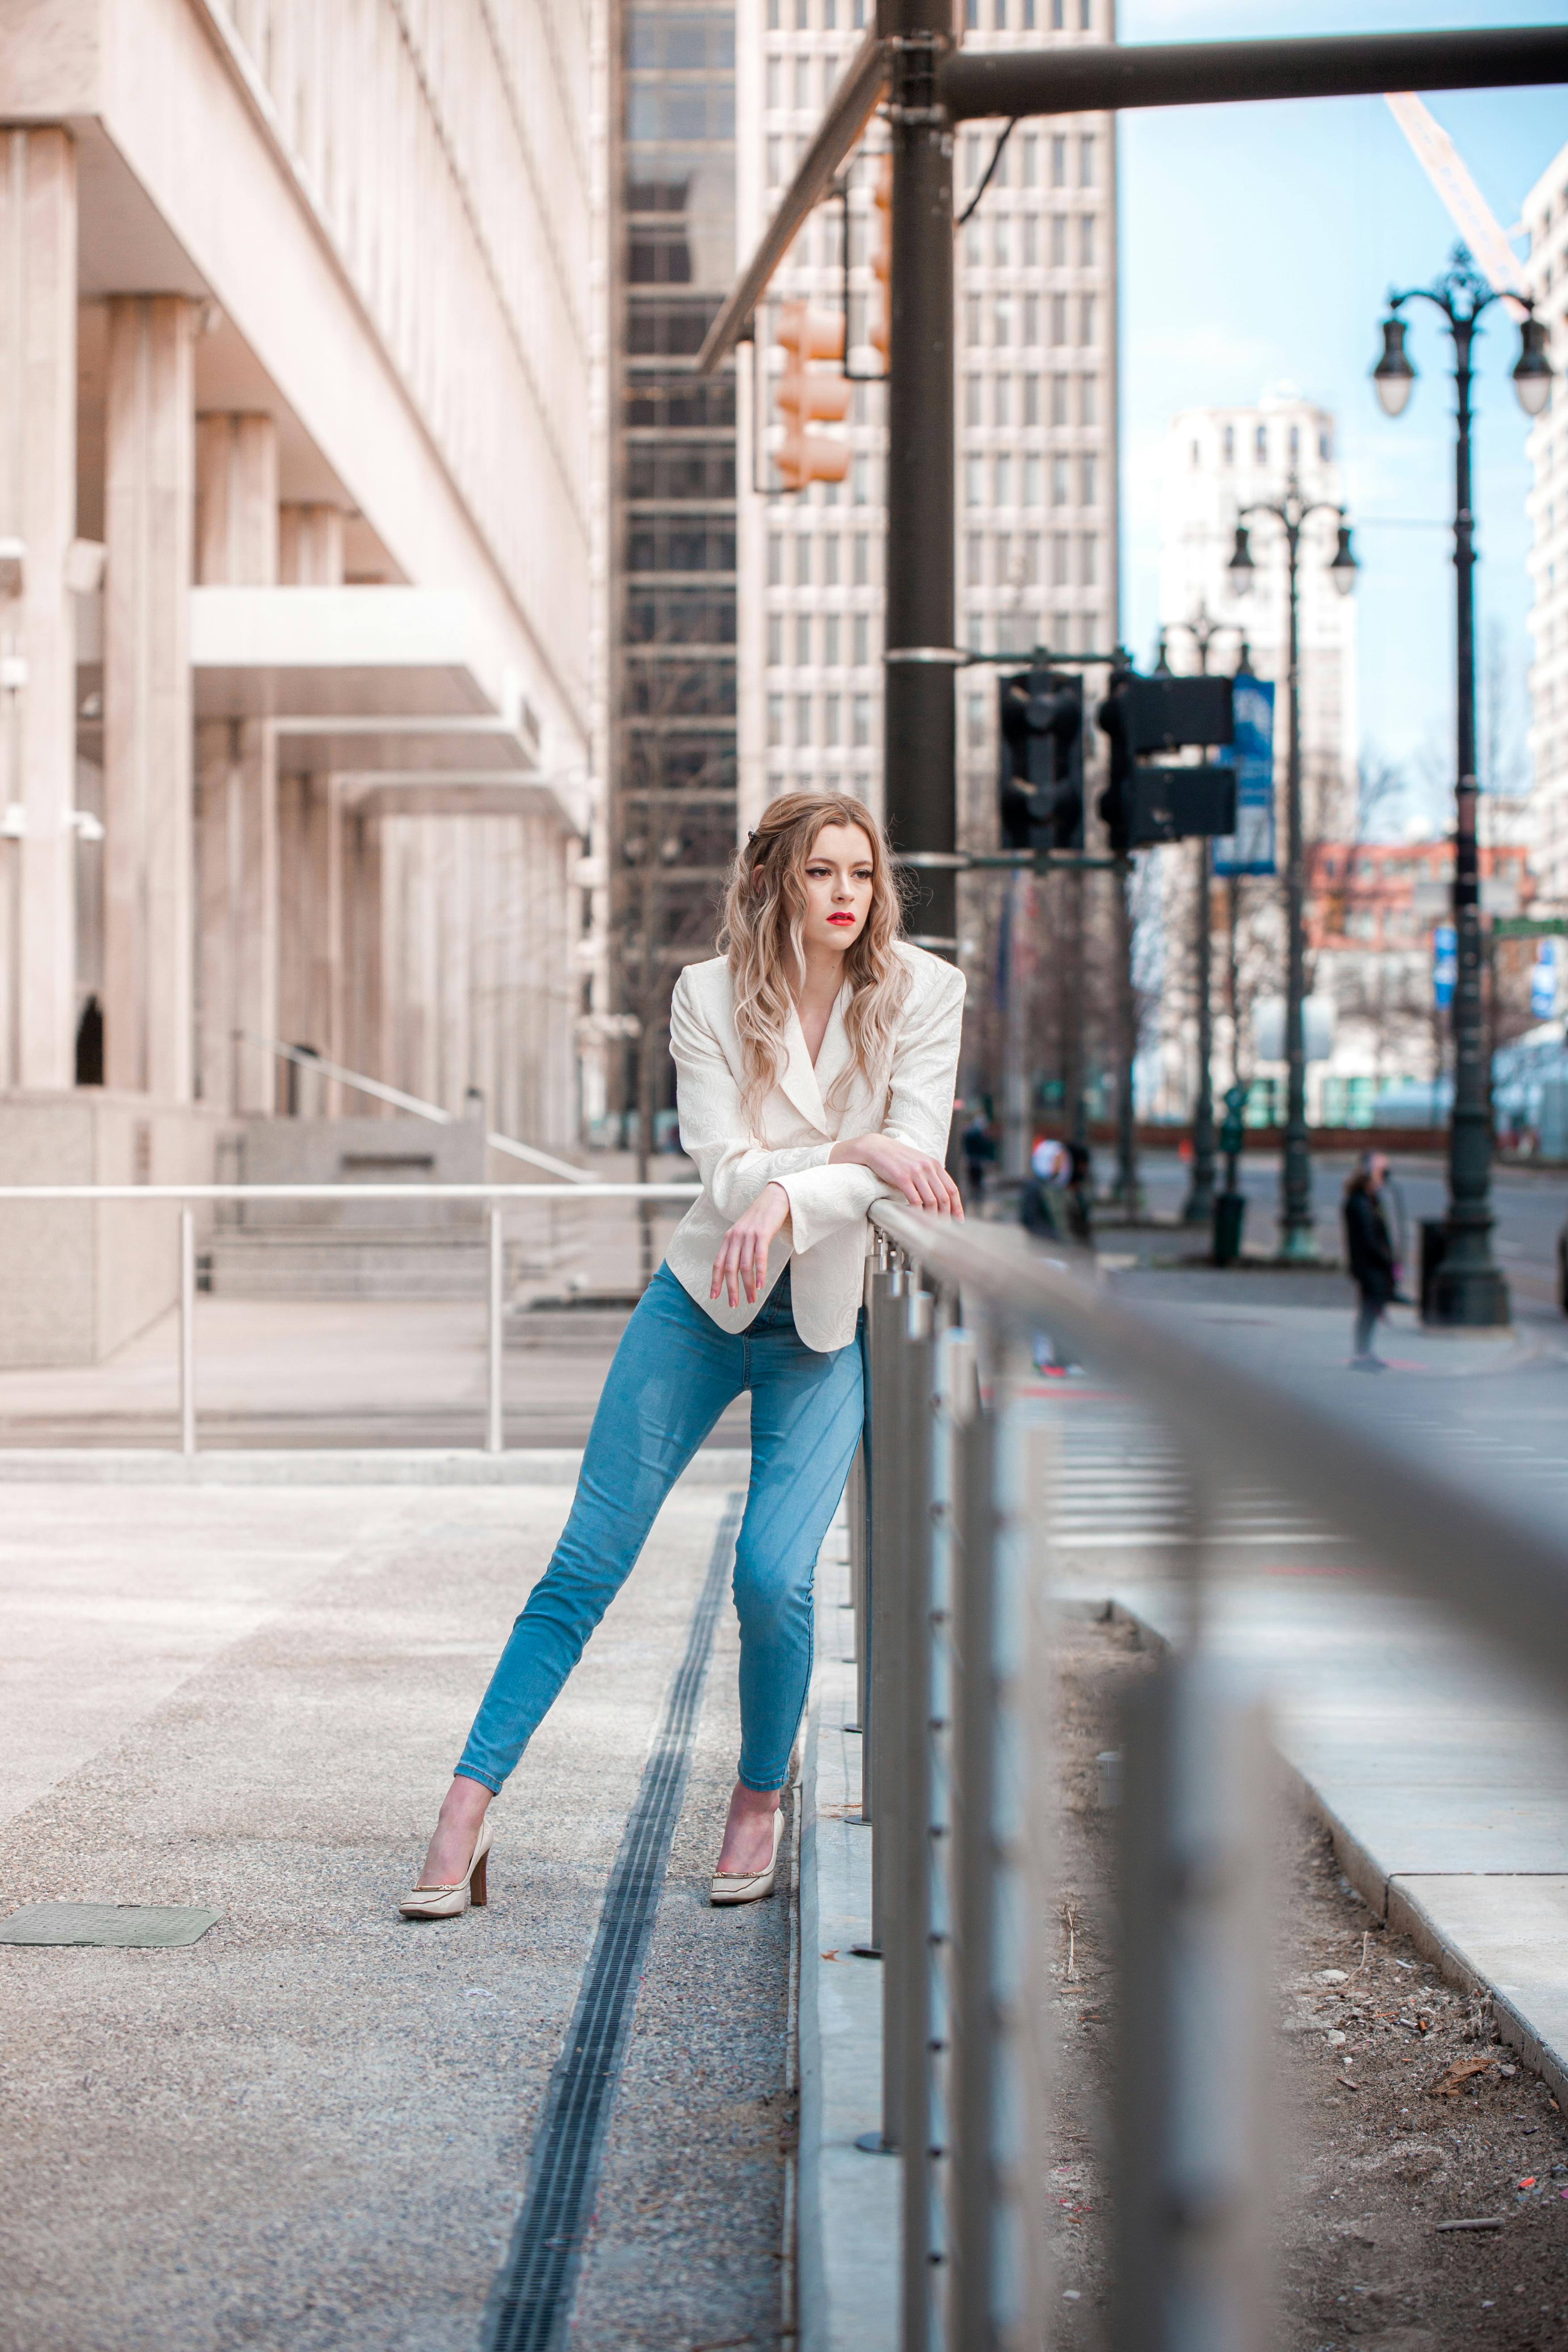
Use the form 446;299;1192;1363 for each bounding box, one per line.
179;1208;196;1459
486;1208;504;1455
846;1437;869;1733
883;0;958;961
1433;313;1509;1324
1183;833;1217;1223
885;1283;934;2185
1279;511;1315;1257
1113;855;1140;1209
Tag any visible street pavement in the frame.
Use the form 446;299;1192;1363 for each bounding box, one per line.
0;1476;790;2352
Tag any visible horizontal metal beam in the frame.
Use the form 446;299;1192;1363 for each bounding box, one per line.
870;1204;1568;1702
939;24;1568;120
695;27;887;376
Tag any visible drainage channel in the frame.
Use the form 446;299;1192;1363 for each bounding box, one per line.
483;1496;744;2352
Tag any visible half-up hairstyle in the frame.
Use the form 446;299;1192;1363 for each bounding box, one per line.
717;791;911;1124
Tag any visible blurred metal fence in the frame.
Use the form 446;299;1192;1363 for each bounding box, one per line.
855;1199;1568;2352
0;1182;699;1456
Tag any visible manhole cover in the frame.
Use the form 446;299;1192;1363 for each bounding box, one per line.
0;1903;221;1948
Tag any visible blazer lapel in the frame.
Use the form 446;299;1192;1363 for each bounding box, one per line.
811;984;855;1113
777;1001;831;1135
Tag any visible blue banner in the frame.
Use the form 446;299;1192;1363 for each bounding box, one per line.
1433;922;1457;1011
1212;675;1276;877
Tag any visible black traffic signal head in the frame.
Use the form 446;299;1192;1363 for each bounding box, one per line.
998;668;1084;854
1096;670;1238;854
1117;673;1234;756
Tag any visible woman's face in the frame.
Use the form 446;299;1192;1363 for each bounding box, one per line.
799;823;875;959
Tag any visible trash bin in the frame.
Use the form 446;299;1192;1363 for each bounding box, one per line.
1419;1219;1449;1319
1212;1190;1246;1266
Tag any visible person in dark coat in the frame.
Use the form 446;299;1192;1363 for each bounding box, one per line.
1343;1152;1396;1368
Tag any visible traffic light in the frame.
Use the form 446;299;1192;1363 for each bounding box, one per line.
1096;670;1237;853
999;668;1084;854
774;302;850;492
870;156;891;364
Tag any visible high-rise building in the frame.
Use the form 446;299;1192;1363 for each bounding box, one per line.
736;1;1120;845
1157;391;1358;826
1522;137;1568;905
607;0;740;1141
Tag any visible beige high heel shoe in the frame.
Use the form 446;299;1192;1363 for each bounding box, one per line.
399;1815;493;1920
710;1808;783;1906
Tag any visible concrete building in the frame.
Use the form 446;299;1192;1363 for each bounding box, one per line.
0;0;602;1361
736;0;1120;847
1522;136;1568;905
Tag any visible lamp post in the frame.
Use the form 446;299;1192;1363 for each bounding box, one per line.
1372;244;1552;1326
1228;477;1358;1260
1157;605;1249;1225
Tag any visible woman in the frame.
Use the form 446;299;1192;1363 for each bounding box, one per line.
402;792;966;1918
1343;1150;1395;1370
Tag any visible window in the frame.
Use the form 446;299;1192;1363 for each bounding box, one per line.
965;219;983;268
994;295;1012;347
853;533;870;585
1289;423;1300;461
966;375;983;428
824;693;841;745
1024;374;1041;426
1081;454;1097;505
767;137;783;187
1051;294;1068;346
766;58;782;109
1320;427;1333;459
1022;134;1038;188
1079;214;1095;266
1052;533;1069;585
966;455;984;507
1079;374;1097;426
1024;215;1039;267
853;454;872;504
824;534;840;586
966;295;982;347
768;0;780;22
994;0;1007;25
853;694;872;748
795;693;812;747
795;538;812;587
1081;533;1098;586
994;532;1011;585
1256;423;1267;461
965;0;978;22
767;614;783;665
824;614;840;664
966;533;984;587
1190;438;1200;470
1051;0;1064;23
1080;0;1092;23
992;215;1010;267
824;0;837;22
768;534;783;587
1080;136;1095;187
1052;373;1069;425
793;56;810;106
853;612;870;664
1052;454;1069;505
768;694;785;746
967;693;987;751
1025;533;1042;585
1051;215;1067;268
1023;294;1040;345
1024;454;1043;505
1223;423;1235;466
995;453;1013;505
994;375;1012;428
964;135;982;190
1052;136;1067;188
1024;0;1036;25
796;0;809;23
1080;293;1096;345
796;612;812;663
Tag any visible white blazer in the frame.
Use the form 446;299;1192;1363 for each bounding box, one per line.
664;941;967;1353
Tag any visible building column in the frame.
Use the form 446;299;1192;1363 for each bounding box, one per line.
279;503;345;585
103;295;197;1099
277;772;344;1109
0;129;78;1092
194;412;278;1111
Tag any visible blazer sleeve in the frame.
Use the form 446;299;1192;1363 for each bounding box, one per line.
771;959;967;1254
669;970;838;1223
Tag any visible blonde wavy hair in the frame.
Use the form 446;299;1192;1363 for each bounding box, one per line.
717;791;910;1123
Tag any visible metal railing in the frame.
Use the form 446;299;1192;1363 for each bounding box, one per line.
0;1182;699;1456
853;1200;1568;2352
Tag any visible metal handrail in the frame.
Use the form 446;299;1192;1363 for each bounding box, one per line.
0;1180;700;1460
852;1199;1568;2352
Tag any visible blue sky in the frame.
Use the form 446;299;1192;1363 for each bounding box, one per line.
1118;0;1567;816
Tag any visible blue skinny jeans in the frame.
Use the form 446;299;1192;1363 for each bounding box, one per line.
455;1261;866;1797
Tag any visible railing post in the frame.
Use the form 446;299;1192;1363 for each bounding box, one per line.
864;1260;905;1841
846;1438;868;1729
178;1208;197;1459
904;1324;975;2352
486;1208;504;1456
878;1278;933;2163
1112;1595;1275;2352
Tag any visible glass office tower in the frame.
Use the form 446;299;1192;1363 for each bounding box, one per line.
614;2;738;1136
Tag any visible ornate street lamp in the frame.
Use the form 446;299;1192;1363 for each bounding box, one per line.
1373;244;1553;1325
1157;606;1249;1226
1227;476;1357;1260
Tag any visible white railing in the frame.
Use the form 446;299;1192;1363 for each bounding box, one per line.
0;1182;699;1457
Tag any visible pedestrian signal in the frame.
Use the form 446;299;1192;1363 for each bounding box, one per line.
998;669;1084;854
774;303;850;492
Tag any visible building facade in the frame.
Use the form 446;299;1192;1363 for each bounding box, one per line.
0;0;602;1360
1523;136;1568;905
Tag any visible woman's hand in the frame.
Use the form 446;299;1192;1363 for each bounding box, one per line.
711;1181;792;1309
831;1132;965;1219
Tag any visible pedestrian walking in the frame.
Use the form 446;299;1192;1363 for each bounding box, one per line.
1020;1136;1066;1241
1344;1151;1396;1370
961;1107;997;1202
403;792;966;1919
